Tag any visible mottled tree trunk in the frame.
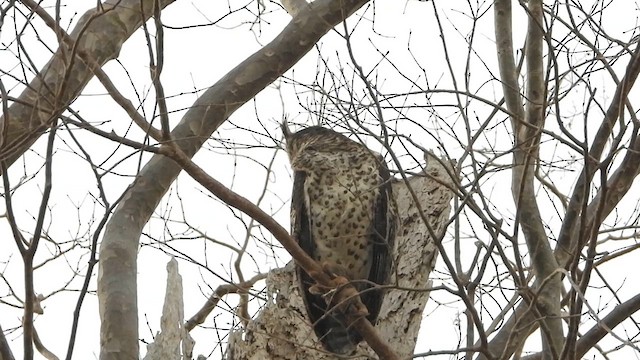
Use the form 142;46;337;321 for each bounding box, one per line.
227;155;456;359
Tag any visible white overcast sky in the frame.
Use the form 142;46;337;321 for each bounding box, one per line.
2;0;640;359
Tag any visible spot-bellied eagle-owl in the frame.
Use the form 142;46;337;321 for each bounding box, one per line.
282;124;397;354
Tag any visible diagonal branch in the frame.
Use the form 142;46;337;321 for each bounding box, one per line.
95;1;375;359
0;0;175;170
160;142;399;360
184;273;267;332
556;41;640;267
20;0;164;142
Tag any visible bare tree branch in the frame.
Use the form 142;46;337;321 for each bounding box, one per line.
556;41;640;268
184;273;267;332
96;1;374;358
517;1;564;356
21;0;164;142
489;1;563;357
0;0;175;169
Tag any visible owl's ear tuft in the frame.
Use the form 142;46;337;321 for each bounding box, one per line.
281;119;293;140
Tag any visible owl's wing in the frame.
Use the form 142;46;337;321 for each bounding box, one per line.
292;170;359;354
291;170;313;257
363;156;396;324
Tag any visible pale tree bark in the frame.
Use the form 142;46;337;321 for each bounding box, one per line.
513;0;563;357
485;1;563;358
0;0;175;170
143;258;194;360
227;154;456;359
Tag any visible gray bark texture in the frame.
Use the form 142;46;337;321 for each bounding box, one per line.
227;154;456;359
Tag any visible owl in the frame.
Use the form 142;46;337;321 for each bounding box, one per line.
282;124;396;354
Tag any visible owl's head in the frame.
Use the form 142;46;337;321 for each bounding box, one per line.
281;123;362;162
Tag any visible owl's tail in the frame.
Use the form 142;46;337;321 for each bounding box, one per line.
314;313;361;355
